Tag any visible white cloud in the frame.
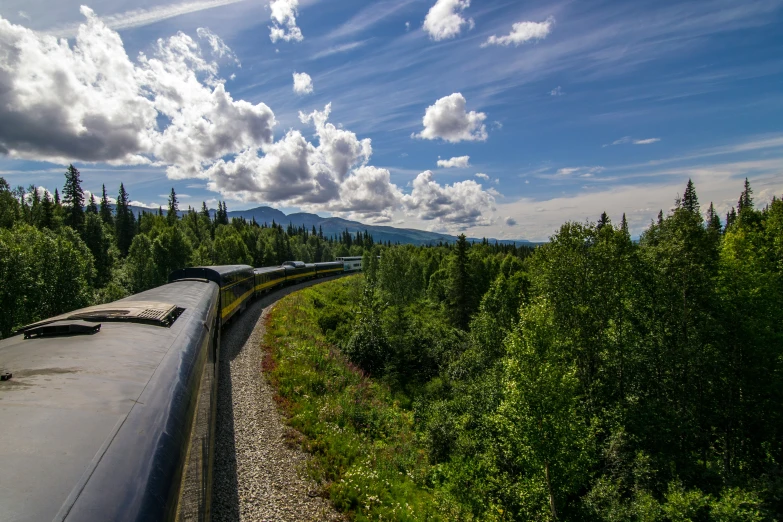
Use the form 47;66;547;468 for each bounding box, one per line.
292;72;313;94
475;172;489;180
403;170;495;228
405;21;411;31
269;0;304;43
0;8;276;175
423;0;473;41
18;11;30;20
310;40;367;60
550;86;564;96
196;27;240;65
482;17;554;47
608;136;661;146
47;0;246;37
554;166;605;177
437;155;470;168
414;93;487;143
505;216;517;226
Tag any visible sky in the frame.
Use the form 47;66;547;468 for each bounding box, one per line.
0;0;781;241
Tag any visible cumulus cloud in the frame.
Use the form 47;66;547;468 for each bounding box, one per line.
0;8;274;175
414;93;487;143
423;0;473;41
292;72;313;94
550;86;564;96
437;155;470;168
482;17;554;47
204;104;398;222
505;216;517;226
268;0;304;43
402;170;495;227
475;172;489;180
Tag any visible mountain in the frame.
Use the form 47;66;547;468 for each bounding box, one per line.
125;204;535;246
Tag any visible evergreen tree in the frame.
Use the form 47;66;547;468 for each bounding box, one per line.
200;201;210;220
726;207;737;230
54;188;60;206
62;164;85;231
738;177;753;213
39;191;54;230
706;202;721;233
99;184;113;225
597;211;610;230
447;234;473;329
167;187;179;224
115;183;134;256
620;213;629;237
86;194;98;214
682;178;700;213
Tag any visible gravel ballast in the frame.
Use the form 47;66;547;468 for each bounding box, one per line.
212;278;344;522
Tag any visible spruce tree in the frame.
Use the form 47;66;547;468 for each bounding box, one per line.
115;183;133;256
738;177;753;213
99;184;113;225
54;188;61;206
200;201;210;220
682;178;700;213
706;202;721;233
597;211;610;230
620;213;629;237
87;194;98;214
40;191;54;230
62;164;85;231
167;187;179;224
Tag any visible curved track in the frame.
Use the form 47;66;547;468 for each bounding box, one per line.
212;276;345;522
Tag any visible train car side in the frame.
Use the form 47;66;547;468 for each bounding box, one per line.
0;280;221;522
169;265;254;324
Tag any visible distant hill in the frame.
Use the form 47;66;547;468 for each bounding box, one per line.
127;204;536;247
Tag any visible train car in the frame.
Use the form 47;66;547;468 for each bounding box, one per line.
282;260;317;283
0;279;221;522
169;265;254;324
337;256;363;272
254;266;287;295
314;261;344;277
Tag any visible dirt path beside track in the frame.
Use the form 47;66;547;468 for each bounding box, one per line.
212;277;344;522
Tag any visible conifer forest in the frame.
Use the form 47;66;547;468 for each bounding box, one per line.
2;166;783;520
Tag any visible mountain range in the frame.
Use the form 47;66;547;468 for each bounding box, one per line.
128;204;536;246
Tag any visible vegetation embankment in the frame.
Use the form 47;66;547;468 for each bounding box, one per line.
265;179;782;521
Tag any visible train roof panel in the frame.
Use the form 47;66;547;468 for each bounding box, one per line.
168;265;253;284
254;266;286;274
0;280;218;522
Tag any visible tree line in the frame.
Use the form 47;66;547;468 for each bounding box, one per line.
327;178;782;520
0;165;381;338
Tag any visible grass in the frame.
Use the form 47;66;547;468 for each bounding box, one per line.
262;276;459;521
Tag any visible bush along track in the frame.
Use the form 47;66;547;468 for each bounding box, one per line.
262;276;455;521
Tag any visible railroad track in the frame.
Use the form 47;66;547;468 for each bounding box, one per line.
213;276;345;522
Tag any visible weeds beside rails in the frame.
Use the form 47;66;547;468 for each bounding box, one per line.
262;277;447;521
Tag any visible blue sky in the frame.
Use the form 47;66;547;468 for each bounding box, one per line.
0;0;781;240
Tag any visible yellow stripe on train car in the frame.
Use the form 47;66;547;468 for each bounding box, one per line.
254;277;286;292
221;287;255;319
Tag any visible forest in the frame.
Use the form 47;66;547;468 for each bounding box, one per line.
265;178;783;520
2;165;782;520
0;165;381;338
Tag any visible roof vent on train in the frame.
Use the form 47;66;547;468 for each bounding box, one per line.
282;261;305;268
68;302;185;327
16;302;185;336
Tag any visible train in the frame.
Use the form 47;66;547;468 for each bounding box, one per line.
0;259;355;522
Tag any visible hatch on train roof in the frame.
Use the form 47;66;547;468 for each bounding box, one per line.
16;301;184;336
282;260;306;268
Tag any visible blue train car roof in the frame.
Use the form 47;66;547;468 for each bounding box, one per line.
254;266;286;274
0;280;219;522
168;265;253;284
